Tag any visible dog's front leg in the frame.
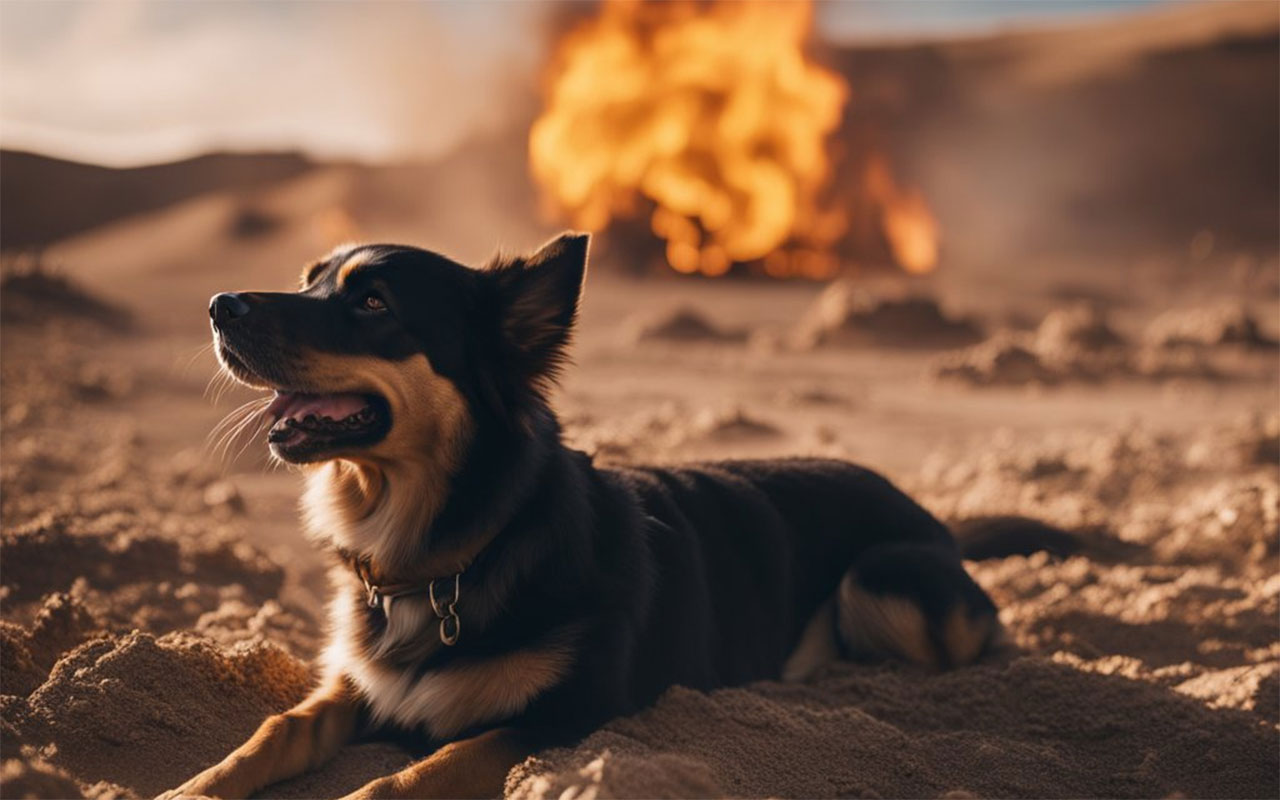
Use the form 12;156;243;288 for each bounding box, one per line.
159;675;361;799
340;727;533;800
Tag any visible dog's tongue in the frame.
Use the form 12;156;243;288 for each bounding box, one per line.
268;391;368;423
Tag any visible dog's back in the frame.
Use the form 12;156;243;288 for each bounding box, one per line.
607;457;1001;699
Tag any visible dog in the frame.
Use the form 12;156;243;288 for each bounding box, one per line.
165;233;1025;799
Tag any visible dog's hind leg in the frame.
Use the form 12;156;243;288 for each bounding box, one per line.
159;675;361;799
835;542;1002;669
781;596;842;681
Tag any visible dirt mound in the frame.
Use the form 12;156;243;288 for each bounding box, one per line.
567;403;782;462
689;406;780;442
1;757;87;800
4;632;310;798
1033;305;1126;353
1145;303;1278;349
933;334;1064;386
934;305;1241;386
0;258;130;330
623;307;746;343
511;655;1275;799
791;281;983;350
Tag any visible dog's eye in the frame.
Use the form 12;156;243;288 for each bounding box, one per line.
362;294;388;313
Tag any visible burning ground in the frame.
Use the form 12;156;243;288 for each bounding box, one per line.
1;246;1276;799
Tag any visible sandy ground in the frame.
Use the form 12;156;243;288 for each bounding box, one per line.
1;7;1277;787
1;190;1277;799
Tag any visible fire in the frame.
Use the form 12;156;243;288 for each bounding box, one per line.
529;0;939;278
530;0;847;278
865;154;939;274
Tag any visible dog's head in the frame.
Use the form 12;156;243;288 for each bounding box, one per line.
209;233;588;466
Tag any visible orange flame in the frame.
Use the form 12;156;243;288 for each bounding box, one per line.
530;0;847;277
865;154;939;274
530;0;939;277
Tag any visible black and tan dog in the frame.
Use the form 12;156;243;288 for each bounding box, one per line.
166;234;1020;799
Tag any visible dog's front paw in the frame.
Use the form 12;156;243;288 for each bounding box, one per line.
155;772;228;800
155;787;213;800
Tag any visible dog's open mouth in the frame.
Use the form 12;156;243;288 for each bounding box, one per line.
265;390;391;462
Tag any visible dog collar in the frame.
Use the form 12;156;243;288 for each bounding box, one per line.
350;557;462;646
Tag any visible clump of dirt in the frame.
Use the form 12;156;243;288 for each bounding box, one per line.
0;256;131;330
1145;303;1278;349
791;281;983;350
1033;304;1127;353
934;305;1231;386
1;522;282;606
227;204;284;239
1;757;87;800
623;306;746;343
688;406;780;442
4;632;310;799
932;334;1063;386
773;386;855;408
566;402;781;462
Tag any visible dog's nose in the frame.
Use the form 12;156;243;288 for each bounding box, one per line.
209;293;251;324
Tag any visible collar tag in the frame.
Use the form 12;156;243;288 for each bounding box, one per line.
350;556;463;646
429;573;462;646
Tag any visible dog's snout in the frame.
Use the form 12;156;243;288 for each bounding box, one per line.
209;292;252;324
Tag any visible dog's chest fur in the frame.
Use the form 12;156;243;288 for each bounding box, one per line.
320;569;574;740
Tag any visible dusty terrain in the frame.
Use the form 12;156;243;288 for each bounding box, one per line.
2;3;1279;798
1;215;1277;798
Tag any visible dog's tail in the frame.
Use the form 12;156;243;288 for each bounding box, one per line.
951;515;1081;561
828;517;1081;672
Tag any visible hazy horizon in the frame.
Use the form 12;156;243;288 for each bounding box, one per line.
2;0;1167;168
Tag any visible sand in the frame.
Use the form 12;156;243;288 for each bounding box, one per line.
1;253;1276;799
790;281;983;351
1;10;1277;787
932;304;1277;387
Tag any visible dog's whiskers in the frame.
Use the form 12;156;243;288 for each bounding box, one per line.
209;370;241;404
181;341;215;377
207;396;273;466
229;413;275;466
216;404;272;463
207;396;270;445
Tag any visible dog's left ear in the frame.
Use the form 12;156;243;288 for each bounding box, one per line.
486;232;589;398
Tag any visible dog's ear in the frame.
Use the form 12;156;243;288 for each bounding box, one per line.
484;232;589;408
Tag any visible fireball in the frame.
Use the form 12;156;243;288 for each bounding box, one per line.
530;0;847;277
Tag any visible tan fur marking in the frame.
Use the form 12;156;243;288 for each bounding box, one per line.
295;352;473;569
943;605;996;666
782;596;840;681
328;621;577;739
162;676;360;799
837;574;937;668
335;249;378;288
299;260;327;289
342;728;531;800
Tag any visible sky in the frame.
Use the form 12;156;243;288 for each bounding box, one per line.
0;0;1166;167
